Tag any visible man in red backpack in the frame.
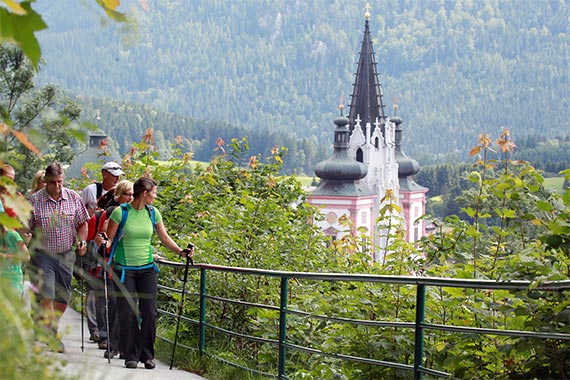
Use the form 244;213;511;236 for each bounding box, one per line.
82;161;124;216
80;161;124;347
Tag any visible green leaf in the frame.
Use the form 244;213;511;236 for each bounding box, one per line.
463;207;476;217
95;0;128;22
0;2;47;69
495;208;516;218
536;200;554;212
0;212;22;228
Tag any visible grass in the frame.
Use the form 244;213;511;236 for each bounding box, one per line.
543;177;565;192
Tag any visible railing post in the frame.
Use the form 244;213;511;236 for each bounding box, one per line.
199;267;207;355
278;276;289;379
413;283;426;380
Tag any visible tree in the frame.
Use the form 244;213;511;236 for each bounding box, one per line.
0;0;125;68
0;44;84;188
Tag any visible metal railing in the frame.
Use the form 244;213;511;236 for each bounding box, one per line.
156;260;570;380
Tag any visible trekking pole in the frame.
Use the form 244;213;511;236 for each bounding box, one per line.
169;243;194;370
102;244;112;363
80;256;85;352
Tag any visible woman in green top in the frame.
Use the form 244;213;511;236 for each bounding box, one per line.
0;225;30;296
105;177;193;370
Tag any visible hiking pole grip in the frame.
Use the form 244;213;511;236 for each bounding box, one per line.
169;243;193;370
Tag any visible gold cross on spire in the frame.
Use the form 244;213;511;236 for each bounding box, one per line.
365;2;371;20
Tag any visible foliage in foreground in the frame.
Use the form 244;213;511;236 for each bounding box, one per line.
109;130;569;379
0;118;567;379
0;280;74;380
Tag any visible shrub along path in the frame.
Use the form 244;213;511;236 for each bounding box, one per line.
54;307;207;380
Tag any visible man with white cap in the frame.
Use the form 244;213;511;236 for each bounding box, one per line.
80;161;124;347
81;162;125;216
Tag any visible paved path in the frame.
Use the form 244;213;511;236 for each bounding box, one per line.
54;308;207;380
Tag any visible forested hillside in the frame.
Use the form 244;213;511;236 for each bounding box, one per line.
33;0;568;172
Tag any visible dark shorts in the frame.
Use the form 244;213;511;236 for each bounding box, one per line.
29;250;75;304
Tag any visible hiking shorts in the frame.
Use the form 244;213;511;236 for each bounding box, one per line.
30;250;75;304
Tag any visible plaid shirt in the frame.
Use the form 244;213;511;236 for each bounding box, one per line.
29;187;90;254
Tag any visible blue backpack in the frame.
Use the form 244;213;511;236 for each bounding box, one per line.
107;203;158;282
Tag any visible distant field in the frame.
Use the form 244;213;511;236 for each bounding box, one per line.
180;161;317;186
293;176;316;186
544;177;565;192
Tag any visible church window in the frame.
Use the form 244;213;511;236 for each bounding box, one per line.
361;211;367;225
356;148;363;163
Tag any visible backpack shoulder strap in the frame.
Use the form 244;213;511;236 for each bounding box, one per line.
95;182;103;200
145;204;156;231
119;203;129;231
107;203;129;265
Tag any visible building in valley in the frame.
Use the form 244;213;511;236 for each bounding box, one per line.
308;7;427;258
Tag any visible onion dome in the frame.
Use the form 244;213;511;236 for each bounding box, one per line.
391;115;425;192
315;116;367;181
312;114;370;196
392;116;420;177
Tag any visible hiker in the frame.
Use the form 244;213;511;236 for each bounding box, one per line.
28;162;89;353
0;189;29;298
80;161;124;346
81;161;124;216
0;163;15;181
89;179;134;359
28;169;46;196
104;177;193;369
0;220;30;296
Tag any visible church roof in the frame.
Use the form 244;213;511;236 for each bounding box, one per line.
313;114;372;197
348;13;386;138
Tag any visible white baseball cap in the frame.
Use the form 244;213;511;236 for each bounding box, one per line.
102;162;125;177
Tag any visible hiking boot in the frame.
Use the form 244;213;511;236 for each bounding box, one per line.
98;340;108;350
144;359;156;369
103;350;118;359
89;332;100;342
125;360;137;369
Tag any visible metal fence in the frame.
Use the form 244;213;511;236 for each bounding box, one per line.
156;259;570;380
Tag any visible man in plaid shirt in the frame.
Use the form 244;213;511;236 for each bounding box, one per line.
28;162;89;352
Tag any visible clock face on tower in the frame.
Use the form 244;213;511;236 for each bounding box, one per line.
325;212;338;225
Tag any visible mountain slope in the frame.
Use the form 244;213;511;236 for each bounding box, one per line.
34;0;569;163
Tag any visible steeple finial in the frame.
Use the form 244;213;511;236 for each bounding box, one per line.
364;2;371;20
393;96;400;116
339;97;345;116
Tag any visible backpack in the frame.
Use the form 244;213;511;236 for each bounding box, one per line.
84;209;107;271
107;203;158;282
74;207;106;279
97;190;115;209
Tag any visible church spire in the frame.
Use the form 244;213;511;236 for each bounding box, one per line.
348;3;386;137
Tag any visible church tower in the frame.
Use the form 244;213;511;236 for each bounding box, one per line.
309;106;376;242
346;6;399;244
392;113;428;242
309;4;428;256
